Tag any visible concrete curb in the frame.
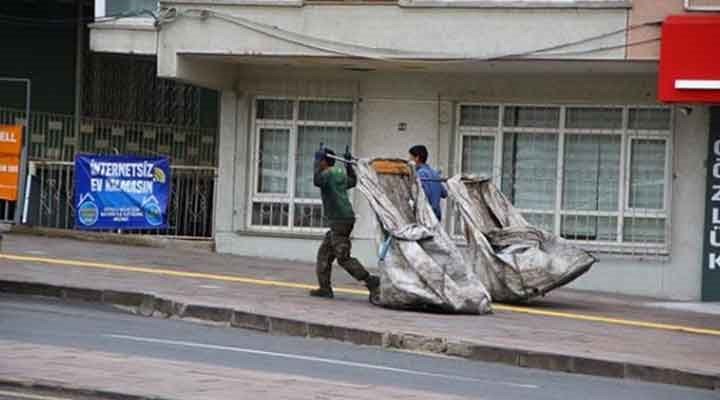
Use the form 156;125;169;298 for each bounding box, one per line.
0;377;171;400
1;280;718;392
9;226;214;252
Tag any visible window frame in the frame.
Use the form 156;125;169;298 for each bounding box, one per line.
248;96;356;234
454;103;673;255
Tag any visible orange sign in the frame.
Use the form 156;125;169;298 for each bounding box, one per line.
0;124;23;201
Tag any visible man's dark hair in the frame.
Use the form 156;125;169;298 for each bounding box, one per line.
409;145;428;164
324;148;336;166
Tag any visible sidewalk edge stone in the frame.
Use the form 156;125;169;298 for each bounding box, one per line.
181;304;233;324
62;287;103;302
231;311;270;332
0;377;171;400
0;280;62;298
102;290;146;308
269;317;309;337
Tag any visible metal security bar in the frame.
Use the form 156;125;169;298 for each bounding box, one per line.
0;199;14;223
27;161;216;238
0;107;217;166
83;53;206;129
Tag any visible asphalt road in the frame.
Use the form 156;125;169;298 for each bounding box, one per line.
1;295;717;400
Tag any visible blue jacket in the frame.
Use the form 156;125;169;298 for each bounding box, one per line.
416;163;447;221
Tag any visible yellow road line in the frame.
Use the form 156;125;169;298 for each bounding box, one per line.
492;304;720;337
0;390;73;400
3;253;720;337
0;253;367;294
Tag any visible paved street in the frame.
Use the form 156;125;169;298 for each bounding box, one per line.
1;295;717;400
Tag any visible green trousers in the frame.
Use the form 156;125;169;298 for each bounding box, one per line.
316;221;370;289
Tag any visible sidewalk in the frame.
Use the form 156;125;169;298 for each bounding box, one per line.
1;233;719;391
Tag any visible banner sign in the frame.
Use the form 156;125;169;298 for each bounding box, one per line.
0;124;23;201
74;155;171;230
703;108;720;301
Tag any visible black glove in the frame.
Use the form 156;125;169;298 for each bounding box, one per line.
343;146;353;162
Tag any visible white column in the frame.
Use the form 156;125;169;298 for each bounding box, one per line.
233;94;250;231
214;90;238;234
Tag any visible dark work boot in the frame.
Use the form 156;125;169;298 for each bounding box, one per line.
309;287;334;299
365;275;380;305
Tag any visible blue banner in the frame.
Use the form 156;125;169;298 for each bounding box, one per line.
74;155;171;230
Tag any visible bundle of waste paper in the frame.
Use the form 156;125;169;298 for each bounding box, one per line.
354;159;493;314
446;176;596;303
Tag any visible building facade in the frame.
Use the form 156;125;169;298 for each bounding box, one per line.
90;0;720;300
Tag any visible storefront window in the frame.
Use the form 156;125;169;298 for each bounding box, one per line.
251;98;354;231
456;104;672;255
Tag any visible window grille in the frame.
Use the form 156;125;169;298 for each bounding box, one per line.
456;104;672;255
250;98;354;232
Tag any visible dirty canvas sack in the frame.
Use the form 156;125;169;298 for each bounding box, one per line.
446;175;596;302
354;159;491;314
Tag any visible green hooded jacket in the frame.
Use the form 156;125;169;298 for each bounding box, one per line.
313;161;357;224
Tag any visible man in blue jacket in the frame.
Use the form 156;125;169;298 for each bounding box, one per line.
409;145;447;221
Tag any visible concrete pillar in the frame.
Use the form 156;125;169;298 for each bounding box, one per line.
214;90;238;235
664;105;710;300
233;94;250;231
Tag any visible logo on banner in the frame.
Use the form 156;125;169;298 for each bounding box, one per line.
143;195;163;226
153;167;166;184
77;193;99;226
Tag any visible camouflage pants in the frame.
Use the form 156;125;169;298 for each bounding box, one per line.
316;221;370;289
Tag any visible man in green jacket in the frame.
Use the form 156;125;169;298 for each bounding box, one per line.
310;148;380;301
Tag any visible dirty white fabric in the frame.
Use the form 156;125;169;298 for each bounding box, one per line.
446;175;596;303
354;159;492;314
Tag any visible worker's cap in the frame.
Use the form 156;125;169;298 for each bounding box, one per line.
323;148;336;165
